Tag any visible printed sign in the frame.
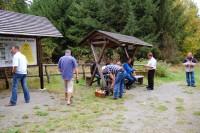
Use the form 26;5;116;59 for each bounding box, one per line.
0;37;37;67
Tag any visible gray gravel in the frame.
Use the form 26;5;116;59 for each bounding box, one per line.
0;89;65;130
122;83;200;133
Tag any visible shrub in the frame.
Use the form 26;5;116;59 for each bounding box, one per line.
156;61;170;77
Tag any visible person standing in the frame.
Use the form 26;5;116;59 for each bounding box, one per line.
145;52;157;90
7;46;30;106
183;52;197;87
58;50;78;105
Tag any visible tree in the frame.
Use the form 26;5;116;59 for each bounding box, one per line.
0;0;28;13
182;0;200;56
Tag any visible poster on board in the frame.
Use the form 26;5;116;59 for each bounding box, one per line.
0;37;37;67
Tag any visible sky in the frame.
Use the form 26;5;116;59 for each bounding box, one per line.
193;0;200;15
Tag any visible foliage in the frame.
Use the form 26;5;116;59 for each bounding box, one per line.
182;1;200;57
0;0;28;13
1;0;200;63
156;61;170;77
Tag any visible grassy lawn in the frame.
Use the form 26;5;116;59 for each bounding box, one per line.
155;64;200;87
2;76;128;133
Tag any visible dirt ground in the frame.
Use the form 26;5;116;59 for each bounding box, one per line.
0;89;64;130
122;83;200;133
0;83;200;133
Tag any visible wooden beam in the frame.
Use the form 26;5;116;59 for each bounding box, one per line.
124;47;130;59
3;68;9;89
91;41;107;45
37;38;44;89
90;43;106;86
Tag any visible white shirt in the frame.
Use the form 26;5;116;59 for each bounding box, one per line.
12;52;28;74
147;57;157;70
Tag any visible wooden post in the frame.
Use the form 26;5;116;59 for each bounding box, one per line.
82;64;86;79
132;47;138;59
37;38;44;89
90;43;106;87
44;65;50;83
3;68;9;89
124;47;130;59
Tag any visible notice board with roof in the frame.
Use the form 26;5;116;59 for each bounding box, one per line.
0;9;63;89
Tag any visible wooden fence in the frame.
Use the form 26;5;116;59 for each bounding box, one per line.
0;63;145;89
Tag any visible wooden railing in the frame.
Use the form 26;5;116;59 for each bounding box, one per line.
0;63;146;88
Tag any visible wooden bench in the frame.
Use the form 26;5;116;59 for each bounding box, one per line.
135;75;144;84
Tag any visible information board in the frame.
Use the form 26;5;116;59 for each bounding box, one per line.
0;37;37;67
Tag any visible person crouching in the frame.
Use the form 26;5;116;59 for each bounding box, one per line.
102;62;125;99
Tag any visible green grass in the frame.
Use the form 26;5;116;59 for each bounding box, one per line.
193;111;200;116
175;97;185;112
35;111;49;116
2;76;127;132
176;97;184;103
176;106;185;112
155;65;200;87
156;105;168;112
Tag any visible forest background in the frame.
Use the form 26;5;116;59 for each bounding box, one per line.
1;0;200;63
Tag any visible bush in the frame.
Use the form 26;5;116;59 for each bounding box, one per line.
156;61;170;77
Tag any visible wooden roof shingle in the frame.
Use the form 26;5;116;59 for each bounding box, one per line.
0;10;63;37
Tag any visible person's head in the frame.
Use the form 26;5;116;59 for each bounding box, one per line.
187;52;193;58
116;60;122;66
65;49;71;56
147;52;153;59
10;46;20;55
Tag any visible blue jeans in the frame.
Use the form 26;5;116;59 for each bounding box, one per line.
124;72;136;86
10;73;30;105
186;72;195;86
113;71;125;98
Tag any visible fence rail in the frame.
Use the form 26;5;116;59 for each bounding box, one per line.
0;63;145;88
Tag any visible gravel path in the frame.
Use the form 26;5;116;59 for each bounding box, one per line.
122;83;200;133
1;83;200;133
0;89;66;130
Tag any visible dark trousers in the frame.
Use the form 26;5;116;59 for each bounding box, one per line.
147;70;155;90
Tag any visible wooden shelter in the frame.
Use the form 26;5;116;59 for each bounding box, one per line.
0;9;62;89
80;30;152;86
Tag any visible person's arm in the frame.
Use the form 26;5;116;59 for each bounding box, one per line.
12;56;18;74
110;73;115;89
191;58;197;67
124;63;133;73
75;67;79;81
144;61;153;70
73;58;79;81
183;59;189;66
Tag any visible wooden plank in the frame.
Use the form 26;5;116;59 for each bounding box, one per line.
91;41;107;45
90;43;106;86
